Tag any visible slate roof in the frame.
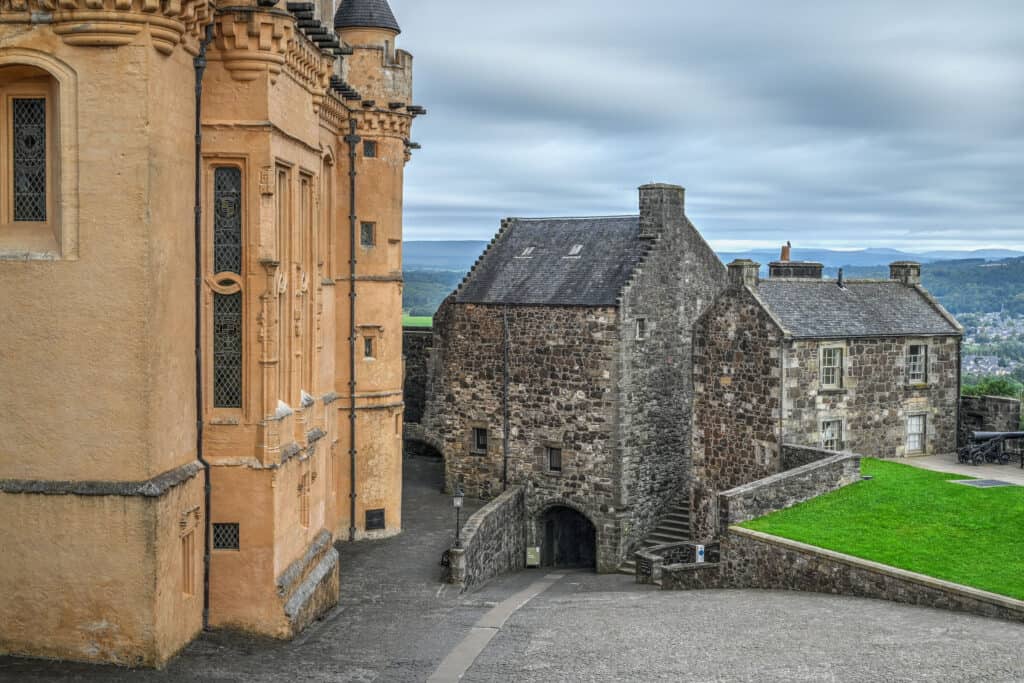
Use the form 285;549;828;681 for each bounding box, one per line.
334;0;401;33
756;280;961;339
455;216;649;306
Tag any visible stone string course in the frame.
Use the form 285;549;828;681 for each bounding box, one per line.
447;486;526;589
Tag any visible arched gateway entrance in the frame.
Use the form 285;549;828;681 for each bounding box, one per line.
541;506;596;569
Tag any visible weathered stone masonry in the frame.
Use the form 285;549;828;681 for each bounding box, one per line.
402;327;432;425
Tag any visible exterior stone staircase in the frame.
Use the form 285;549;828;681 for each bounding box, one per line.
618;504;691;575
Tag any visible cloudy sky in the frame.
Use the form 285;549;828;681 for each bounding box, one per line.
389;1;1024;251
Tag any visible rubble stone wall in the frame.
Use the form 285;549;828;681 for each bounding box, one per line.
447;486;526;589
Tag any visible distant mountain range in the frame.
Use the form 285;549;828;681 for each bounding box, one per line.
404;240;1024;272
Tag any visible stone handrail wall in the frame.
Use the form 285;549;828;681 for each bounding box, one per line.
446;486;526;589
636;542;720;585
719;527;1024;624
781;444;838;471
717;451;861;535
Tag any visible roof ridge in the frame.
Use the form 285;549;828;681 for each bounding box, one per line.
511;214;639;222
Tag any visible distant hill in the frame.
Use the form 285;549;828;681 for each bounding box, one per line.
404;240;488;271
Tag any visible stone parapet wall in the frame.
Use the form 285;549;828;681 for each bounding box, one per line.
402;327;432;424
960;395;1022;445
716;452;861;535
780;444;836;471
447;486;526;589
717;528;1024;624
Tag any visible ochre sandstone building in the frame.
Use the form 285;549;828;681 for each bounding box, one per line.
420;184;726;572
0;0;418;666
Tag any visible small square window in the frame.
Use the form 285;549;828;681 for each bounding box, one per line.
472;427;488;454
364;337;375;358
212;523;240;550
361;222;376;247
364;140;377;158
821;347;843;388
821;420;843;451
546;447;563;472
907;414;926;453
907;345;928;384
366;508;386;530
636;318;647;341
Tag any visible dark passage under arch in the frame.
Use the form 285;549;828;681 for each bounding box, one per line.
541;506;596;569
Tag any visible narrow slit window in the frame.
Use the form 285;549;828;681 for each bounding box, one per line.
546;447;563;472
360;221;376;247
212;167;243;409
821;420;843;451
364;336;375;358
12;98;47;222
636;318;647;340
181;531;195;596
472;427;488;454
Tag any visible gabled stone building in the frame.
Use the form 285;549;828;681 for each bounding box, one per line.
0;0;418;666
690;256;962;540
421;184;726;572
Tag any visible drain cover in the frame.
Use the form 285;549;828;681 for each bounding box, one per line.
950;479;1017;488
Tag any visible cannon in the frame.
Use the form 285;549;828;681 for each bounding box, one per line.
957;431;1024;467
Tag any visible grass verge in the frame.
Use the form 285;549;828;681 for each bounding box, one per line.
740;458;1024;600
403;316;433;328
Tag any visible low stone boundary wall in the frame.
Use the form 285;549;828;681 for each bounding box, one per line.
636;542;720;585
446;486;525;589
720;527;1024;624
718;452;861;535
781;444;839;471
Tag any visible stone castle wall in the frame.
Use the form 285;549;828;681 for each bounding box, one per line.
960;395;1022;443
424;301;624;570
783;336;961;457
691;286;784;542
446;486;526;589
616;214;725;553
403;327;433;424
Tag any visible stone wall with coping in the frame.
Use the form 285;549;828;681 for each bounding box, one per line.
716;527;1024;624
402;327;432;425
960;395;1022;444
780;444;836;470
717;452;861;535
446;486;526;589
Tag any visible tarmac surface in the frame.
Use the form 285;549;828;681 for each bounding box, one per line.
2;454;1023;682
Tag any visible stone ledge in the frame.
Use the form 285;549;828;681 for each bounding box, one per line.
729;527;1024;616
0;461;203;498
277;529;333;598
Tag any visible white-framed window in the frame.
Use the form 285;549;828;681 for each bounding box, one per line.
546;446;562;472
636;318;648;341
907;414;926;454
821;419;843;451
821;347;844;388
472;427;488;454
907;344;928;384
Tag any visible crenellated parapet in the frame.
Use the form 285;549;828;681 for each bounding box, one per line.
212;7;295;82
284;23;334;110
1;0;213;55
353;108;412;139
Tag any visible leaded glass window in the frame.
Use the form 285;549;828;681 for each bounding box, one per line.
12;98;46;222
213;167;243;409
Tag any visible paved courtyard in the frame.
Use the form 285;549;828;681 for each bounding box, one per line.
2;455;1023;682
906;451;1024;486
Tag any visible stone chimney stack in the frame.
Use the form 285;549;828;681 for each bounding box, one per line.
769;261;824;279
890;261;922;285
728;259;760;289
780;241;792;262
638;183;685;239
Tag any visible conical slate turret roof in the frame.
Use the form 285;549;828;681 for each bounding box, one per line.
334;0;401;33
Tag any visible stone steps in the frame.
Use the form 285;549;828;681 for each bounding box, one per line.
617;505;692;575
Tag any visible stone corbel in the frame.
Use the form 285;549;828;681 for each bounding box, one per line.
46;0;213;55
213;7;294;83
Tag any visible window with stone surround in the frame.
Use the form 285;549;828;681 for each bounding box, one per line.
363;140;377;158
820;346;844;389
364;336;375;359
360;221;376;247
821;419;843;451
907;344;928;384
907;414;926;454
213;523;240;550
636;318;648;341
211;166;244;410
0;63;72;259
546;446;563;473
471;427;488;455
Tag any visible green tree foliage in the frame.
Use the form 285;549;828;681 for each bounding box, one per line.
961;375;1024;399
402;270;464;317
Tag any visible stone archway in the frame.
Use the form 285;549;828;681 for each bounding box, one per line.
540;505;597;569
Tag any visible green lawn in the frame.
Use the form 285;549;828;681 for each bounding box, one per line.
740;459;1024;600
403;315;433;328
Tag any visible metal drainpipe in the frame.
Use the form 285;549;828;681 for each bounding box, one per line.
502;306;510;490
193;22;215;631
344;118;361;541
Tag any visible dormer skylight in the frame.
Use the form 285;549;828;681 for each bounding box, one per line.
516;246;535;258
568;244;583;256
